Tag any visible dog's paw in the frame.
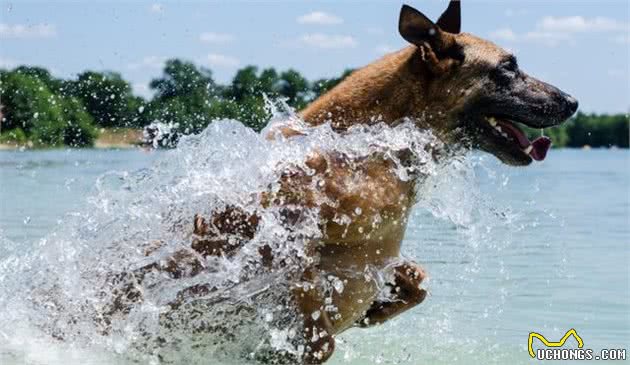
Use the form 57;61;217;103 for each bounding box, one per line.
392;262;426;302
389;263;427;307
354;261;428;328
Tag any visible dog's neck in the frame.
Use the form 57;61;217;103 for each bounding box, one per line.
299;46;455;178
301;46;431;131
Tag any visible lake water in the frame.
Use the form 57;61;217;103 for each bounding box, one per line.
0;146;628;364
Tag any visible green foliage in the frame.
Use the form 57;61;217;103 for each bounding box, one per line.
222;66;283;130
0;127;27;144
144;62;308;133
565;112;629;148
545;126;570;148
0;71;65;146
0;70;98;147
150;59;216;100
143;96;224;135
227;66;267;101
61;97;99;147
259;68;281;96
69;71;143;128
141;59;225;134
278;69;310;110
12;66;65;94
223;96;270;132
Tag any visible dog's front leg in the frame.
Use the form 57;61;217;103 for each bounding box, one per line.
356;261;427;327
293;268;336;364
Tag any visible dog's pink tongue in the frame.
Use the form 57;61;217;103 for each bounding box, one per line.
529;136;552;161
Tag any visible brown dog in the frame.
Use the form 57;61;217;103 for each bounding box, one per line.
105;1;577;363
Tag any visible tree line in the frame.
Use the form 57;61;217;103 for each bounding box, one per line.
0;60;627;148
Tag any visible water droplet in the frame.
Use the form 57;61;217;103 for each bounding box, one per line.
264;312;273;322
332;278;344;293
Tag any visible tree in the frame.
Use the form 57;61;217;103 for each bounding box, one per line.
227;66;261;101
610;114;630;147
142;59;224;135
12;66;65;94
221;66;284;130
225;66;281;101
0;70;100;147
61;97;98;147
278;69;310;110
0;71;65;146
565;112;629;148
69;71;142;128
150;59;216;100
258;68;280;96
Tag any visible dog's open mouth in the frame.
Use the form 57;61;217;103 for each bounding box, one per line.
484;116;552;161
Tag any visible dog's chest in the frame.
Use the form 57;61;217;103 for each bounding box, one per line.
273;153;417;330
313;158;416;332
317;156;415;247
316;221;410;333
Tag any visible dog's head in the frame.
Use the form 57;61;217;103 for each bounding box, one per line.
399;2;578;165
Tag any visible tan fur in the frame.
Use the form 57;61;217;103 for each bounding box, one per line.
302;46;424;130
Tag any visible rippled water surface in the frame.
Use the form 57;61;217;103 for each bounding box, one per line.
0;124;628;364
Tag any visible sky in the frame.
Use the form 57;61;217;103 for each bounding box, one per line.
1;0;628;113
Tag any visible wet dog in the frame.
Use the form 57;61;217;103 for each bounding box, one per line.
106;1;577;363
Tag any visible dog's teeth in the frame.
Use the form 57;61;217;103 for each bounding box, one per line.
523;145;533;154
501;132;508;138
487;117;497;127
495;126;502;132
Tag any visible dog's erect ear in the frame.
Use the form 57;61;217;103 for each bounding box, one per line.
436;0;461;34
399;4;455;54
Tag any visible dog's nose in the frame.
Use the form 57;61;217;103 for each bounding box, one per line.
556;92;578;120
566;95;578;115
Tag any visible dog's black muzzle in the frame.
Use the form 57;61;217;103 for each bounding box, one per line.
481;72;578;128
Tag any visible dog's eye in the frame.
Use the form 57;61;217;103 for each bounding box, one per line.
500;57;518;72
491;57;519;87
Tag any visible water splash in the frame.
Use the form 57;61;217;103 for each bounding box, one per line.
0;106;453;364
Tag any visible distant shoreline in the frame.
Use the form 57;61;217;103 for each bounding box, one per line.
0;128;143;150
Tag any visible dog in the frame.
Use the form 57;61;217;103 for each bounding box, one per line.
104;2;578;363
